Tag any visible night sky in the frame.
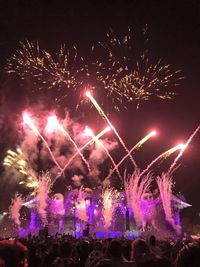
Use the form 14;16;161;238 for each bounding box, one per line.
0;1;199;223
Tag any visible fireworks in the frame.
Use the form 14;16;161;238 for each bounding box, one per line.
140;143;188;177
102;188;114;229
86;90;138;168
106;130;157;179
36;172;52;224
6;41;84;102
55;117;91;173
169;125;200;173
56;126;111;180
23;112;62;171
6;27;183;112
93;27;183;110
3;147;38;189
84;126;121;179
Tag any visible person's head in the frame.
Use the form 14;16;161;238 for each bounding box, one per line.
60;241;72;258
175;241;200;267
138;254;171;267
93;241;103;252
131;239;150;262
0;240;28;267
149;235;156;246
108;240;122;260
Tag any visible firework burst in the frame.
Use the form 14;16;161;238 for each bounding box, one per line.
3;147;38;190
93;26;183;110
6;40;85;105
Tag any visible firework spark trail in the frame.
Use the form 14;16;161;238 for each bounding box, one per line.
157;173;181;233
102;188;114;229
124;170;152;226
36;172;52;225
46;114;91;173
53;126;111;183
169;125;200;174
86;91;137;168
140;144;186;177
106;130;156;179
94;27;183;111
85;126;121;179
9;194;23;229
23;113;62;171
3;147;39;190
6;41;84;98
57;124;91;173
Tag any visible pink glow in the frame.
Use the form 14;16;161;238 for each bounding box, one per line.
105;126;111;132
45;115;59;133
22;112;33;125
84;126;94;137
150;130;157;136
85;91;92;97
177;143;187;150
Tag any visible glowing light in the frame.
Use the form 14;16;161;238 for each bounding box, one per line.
22;112;33;125
140;142;190;177
93;27;183;111
3;147;39;190
105;126;111;132
150;130;157;136
45;115;59;133
169;125;200;173
85;91;91;97
22;112;62;171
84;126;94;137
177;143;187;150
85;199;90;205
6;41;83;110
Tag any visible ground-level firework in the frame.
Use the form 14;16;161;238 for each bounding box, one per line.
5;171;191;240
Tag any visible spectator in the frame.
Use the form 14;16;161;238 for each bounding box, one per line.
102;240;135;267
131;239;150;265
175;241;200;267
148;235;162;256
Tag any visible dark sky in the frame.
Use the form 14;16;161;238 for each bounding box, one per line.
0;0;199;222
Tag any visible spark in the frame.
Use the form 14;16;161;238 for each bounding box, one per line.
23;112;62;171
45;115;59;133
106;130;157;179
86;90;137;168
3;147;38;189
6;41;85;104
93;27;183;111
56;120;91;173
169;125;200;173
140;143;187;177
85;125;121;179
54;126;111;182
